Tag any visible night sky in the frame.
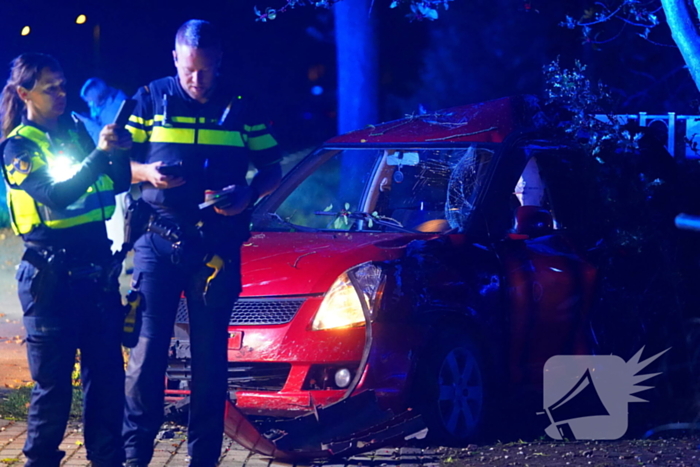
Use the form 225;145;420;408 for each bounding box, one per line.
2;0;697;152
2;0;346;150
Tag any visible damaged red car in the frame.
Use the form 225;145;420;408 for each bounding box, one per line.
167;96;615;459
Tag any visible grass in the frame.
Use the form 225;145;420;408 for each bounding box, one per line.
0;385;83;421
0;351;129;421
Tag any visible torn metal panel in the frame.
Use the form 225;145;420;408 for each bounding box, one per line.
223;391;426;460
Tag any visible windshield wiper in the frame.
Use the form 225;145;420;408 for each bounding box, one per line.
256;212;320;233
314;210;417;233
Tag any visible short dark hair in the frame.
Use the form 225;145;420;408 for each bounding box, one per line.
175;20;221;50
80;77;107;100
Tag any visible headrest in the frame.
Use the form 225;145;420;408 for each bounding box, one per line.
515;206;553;237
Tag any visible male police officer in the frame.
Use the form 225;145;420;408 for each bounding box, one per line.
123;20;282;467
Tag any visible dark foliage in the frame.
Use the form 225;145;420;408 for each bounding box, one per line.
542;60;700;426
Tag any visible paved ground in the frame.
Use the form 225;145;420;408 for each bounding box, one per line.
0;419;442;467
4;418;700;467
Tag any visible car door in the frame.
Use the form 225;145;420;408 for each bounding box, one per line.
486;144;597;391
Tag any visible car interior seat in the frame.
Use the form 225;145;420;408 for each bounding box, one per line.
391;208;448;232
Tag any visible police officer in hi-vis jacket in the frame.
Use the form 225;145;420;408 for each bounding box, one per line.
0;52;132;467
123;20;281;467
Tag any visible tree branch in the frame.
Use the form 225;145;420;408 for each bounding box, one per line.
660;0;700;92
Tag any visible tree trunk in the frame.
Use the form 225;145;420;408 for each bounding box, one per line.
334;0;379;134
661;0;700;91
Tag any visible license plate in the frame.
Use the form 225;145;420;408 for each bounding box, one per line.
228;331;243;350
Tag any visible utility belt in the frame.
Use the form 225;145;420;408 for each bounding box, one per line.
146;215;233;306
146;215;201;244
22;242;111;281
145;214;205;264
125;197;245;257
21;242;122;312
124;196;205;261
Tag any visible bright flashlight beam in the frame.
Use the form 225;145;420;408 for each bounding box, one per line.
76;14;87;24
21;26;30;36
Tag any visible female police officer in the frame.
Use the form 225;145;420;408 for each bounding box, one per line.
0;53;131;467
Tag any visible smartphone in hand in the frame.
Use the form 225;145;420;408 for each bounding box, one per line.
199;185;238;209
157;162;184;177
113;99;137;127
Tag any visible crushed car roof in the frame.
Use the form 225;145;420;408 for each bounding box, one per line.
326;95;543;146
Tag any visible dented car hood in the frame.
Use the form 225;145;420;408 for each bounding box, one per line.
240;231;431;297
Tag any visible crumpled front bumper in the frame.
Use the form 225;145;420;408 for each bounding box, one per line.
224;390;426;461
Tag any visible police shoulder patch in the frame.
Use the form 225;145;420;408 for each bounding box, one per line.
12;151;32;174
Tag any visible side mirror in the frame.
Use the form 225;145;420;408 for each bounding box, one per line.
515;206;553;238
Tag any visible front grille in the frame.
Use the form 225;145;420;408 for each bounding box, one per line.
176;297;305;326
167;361;291;391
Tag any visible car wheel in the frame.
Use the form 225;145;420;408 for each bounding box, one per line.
416;330;492;445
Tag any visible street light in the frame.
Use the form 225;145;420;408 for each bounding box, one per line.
76;14;87;24
21;26;30;36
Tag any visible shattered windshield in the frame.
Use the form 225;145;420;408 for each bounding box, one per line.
253;146;496;233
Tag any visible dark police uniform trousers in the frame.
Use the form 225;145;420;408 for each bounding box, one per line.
16;251;124;467
123;231;240;466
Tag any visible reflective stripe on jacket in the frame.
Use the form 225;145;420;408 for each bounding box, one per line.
3;124;115;234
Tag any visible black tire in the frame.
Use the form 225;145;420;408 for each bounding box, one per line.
415;329;493;445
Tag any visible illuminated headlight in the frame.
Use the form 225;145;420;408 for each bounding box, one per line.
311;262;385;331
49;156;81;182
